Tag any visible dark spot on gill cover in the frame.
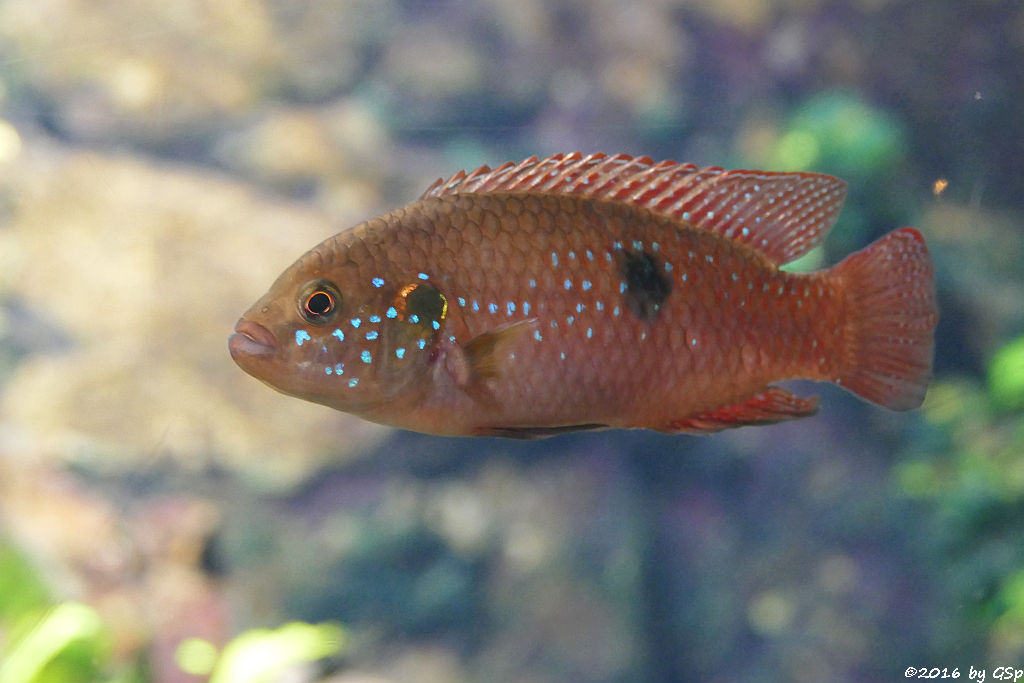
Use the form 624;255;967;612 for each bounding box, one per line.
621;250;671;322
405;284;447;325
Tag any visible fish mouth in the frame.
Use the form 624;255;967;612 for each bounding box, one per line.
228;319;278;359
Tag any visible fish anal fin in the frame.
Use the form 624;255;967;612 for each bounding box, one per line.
661;387;819;434
422;152;847;264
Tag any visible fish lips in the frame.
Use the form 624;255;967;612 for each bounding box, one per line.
229;319;278;362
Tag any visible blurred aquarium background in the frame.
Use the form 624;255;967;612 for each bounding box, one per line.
0;0;1021;681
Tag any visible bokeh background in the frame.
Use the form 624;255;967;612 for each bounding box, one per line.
0;0;1021;681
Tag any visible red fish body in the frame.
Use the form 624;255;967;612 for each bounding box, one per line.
229;153;937;438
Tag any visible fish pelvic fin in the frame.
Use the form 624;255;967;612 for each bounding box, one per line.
829;227;938;410
660;386;820;434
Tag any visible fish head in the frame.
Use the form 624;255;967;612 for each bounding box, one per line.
229;240;448;415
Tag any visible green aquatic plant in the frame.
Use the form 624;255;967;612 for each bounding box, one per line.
178;621;346;682
989;335;1024;412
0;538;346;682
770;91;906;176
891;334;1024;661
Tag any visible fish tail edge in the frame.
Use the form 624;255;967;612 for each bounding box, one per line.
829;227;938;410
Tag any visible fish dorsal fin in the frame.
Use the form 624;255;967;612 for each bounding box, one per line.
422;153;847;265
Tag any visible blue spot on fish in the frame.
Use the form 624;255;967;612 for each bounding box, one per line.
522;302;531;315
665;262;673;272
395;348;406;359
417;338;427;350
335;363;344;374
457;297;466;307
586;250;594;261
528;279;537;289
587;328;593;339
569;251;576;260
619;282;627;293
360;350;372;363
386;307;398;319
369;314;381;323
371;277;385;288
366;330;378;340
332;329;345;342
582;280;592;291
563;279;572;290
351;318;361;328
417;272;429;280
551;252;559;266
506;302;515;315
324;367;332;375
432;320;440;330
410;314;420;323
567;315;575;325
576;302;584;313
295;330;311;346
472;301;480;311
349;378;359;387
488;302;498;314
534;330;543;341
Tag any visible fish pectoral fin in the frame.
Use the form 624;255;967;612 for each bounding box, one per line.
435;319;538;409
660;386;819;434
461;319;538;382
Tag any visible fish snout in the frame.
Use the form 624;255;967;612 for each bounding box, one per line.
228;319;278;360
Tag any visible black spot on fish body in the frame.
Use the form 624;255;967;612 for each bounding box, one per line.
621;251;671;322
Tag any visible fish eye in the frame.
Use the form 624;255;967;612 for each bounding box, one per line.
298;279;342;324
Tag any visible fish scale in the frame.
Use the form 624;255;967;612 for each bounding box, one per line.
229;153;937;438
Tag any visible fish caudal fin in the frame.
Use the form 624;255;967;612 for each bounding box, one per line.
829;227;937;410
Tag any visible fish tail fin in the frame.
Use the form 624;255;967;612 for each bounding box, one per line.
828;227;937;410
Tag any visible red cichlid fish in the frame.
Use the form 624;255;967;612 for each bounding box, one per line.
229;153;937;438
